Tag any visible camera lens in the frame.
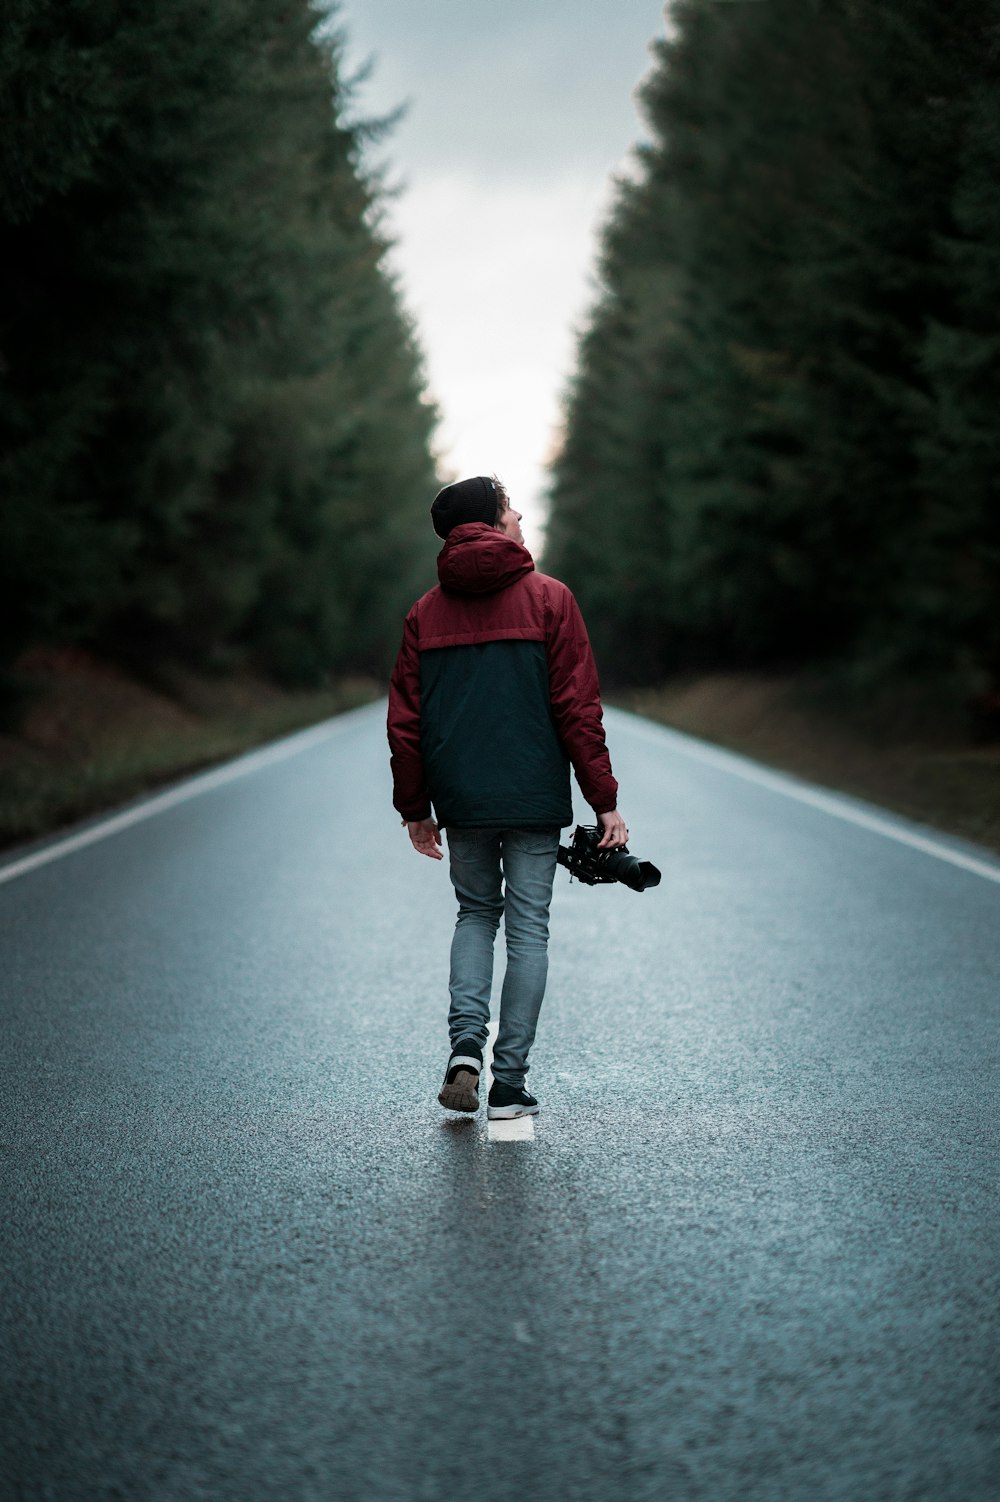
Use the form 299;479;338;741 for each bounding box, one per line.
599;848;661;892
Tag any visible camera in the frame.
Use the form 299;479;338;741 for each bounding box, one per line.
556;825;661;893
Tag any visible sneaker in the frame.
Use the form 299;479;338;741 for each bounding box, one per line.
437;1040;483;1113
487;1081;540;1119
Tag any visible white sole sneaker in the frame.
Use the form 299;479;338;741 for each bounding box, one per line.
487;1099;540;1120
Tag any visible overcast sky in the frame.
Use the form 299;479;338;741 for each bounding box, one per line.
334;0;667;552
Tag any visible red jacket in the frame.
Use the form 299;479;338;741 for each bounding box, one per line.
388;524;618;828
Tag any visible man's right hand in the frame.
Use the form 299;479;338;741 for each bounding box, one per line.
596;809;629;849
407;817;444;860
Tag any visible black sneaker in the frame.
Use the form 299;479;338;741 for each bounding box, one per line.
487;1081;540;1119
437;1039;483;1113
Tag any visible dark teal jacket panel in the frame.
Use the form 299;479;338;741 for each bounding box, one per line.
420;640;572;829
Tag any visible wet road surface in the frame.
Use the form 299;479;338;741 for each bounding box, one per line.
2;701;998;1500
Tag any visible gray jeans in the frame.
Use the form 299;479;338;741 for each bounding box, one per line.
445;827;560;1088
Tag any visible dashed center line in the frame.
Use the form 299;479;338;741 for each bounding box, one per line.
483;1020;535;1142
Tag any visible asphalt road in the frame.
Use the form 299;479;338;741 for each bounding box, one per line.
2;701;998;1502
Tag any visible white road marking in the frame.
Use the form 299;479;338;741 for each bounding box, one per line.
0;706;376;888
484;1019;535;1142
489;1115;536;1141
611;710;1000;888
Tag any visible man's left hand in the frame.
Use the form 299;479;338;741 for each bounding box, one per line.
407;818;443;860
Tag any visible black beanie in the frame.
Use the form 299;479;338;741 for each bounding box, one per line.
430;476;499;539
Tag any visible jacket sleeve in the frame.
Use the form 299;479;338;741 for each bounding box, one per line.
545;585;619;816
387;612;433;822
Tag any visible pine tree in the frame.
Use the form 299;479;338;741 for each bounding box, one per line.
546;0;998;698
919;18;1000;697
0;0;438;685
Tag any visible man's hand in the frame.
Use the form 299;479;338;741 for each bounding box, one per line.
596;809;629;849
407;817;444;860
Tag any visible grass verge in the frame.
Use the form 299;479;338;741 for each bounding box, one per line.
616;673;1000;856
0;647;381;853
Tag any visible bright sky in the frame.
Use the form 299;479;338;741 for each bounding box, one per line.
334;0;666;553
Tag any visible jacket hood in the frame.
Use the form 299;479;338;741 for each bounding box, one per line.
436;524;534;595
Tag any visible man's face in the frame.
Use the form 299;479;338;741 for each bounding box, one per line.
496;498;525;546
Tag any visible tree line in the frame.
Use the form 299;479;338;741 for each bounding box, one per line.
0;0;439;691
544;0;1000;713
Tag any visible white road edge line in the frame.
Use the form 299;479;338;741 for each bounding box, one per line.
484;1019;535;1142
0;702;380;889
610;709;1000;887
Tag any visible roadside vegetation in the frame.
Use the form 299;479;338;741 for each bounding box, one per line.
546;0;1000;842
1;0;436;850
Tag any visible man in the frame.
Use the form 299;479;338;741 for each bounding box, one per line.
387;474;627;1120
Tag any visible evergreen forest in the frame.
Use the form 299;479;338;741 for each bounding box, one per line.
1;0;439;693
545;0;1000;719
